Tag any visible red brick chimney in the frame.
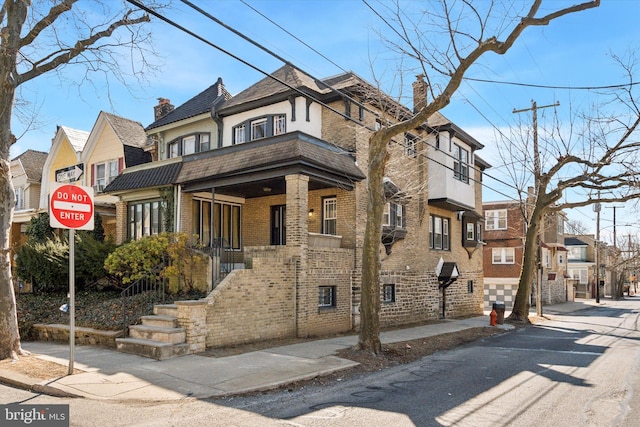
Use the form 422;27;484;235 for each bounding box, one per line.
412;74;428;113
154;98;174;121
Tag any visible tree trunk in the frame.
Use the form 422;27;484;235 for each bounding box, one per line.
509;203;547;323
357;132;389;354
0;0;29;360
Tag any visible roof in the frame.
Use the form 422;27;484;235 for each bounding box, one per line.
147;78;231;130
12;150;48;182
59;126;90;152
565;237;589;246
104;161;182;193
102;112;147;148
177;131;365;195
218;66;328;114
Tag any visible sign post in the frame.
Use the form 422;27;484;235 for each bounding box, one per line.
49;183;94;375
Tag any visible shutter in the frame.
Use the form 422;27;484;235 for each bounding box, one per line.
91;164;95;186
118;157;124;173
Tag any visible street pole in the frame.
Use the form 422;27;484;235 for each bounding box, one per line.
606;205;624;299
595;201;600;303
69;228;75;375
513;100;560;317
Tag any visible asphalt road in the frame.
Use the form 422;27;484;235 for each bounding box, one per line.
219;298;640;426
2;299;639;426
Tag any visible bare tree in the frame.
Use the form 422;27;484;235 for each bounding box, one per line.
357;0;600;353
496;55;640;322
0;0;157;360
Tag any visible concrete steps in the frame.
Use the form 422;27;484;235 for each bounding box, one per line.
116;303;189;360
115;338;190;360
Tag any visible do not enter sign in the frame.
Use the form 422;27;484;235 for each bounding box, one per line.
49;183;95;230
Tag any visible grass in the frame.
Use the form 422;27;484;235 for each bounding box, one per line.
16;289;206;340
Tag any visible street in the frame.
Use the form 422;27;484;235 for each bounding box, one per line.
2;298;639;426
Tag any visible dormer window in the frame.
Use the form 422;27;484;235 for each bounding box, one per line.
404;133;418;158
233;114;287;144
167;133;210;158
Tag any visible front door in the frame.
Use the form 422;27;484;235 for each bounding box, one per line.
271;205;286;245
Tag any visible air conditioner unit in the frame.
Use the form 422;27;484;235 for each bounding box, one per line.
93;184;104;193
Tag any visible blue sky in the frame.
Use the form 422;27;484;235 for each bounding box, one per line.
12;0;640;241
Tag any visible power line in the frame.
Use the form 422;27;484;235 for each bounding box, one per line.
462;76;640;90
129;0;525;205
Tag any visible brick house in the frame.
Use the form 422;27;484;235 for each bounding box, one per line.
106;66;489;350
483;200;569;309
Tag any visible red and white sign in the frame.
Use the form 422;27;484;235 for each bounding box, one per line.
49;183;94;230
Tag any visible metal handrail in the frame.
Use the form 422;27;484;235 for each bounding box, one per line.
120;262;167;334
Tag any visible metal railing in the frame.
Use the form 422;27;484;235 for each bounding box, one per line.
198;238;238;289
120;262;167;334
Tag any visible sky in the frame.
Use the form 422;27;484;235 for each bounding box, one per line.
11;0;640;243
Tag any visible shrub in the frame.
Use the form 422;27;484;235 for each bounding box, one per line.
15;237;69;293
164;233;209;295
104;233;171;286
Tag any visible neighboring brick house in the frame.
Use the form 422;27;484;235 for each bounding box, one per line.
483;200;569;309
10;149;48;292
106;66;488;349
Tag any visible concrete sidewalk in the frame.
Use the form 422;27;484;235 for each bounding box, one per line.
0;299;600;401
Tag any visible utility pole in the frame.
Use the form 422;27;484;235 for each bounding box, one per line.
513;100;560;317
594;200;601;303
606;205;624;299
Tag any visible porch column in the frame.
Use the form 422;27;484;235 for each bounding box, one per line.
285;174;309;337
115;200;127;245
285;174;309;251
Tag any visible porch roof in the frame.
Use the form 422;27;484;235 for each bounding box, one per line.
104;161;182;193
177;131;365;197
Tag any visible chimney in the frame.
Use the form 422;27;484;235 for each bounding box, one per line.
412;74;427;113
154;98;174;121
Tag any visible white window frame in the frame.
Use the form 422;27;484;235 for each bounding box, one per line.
234;124;245;144
273;114;286;135
322;197;337;235
485;209;507;230
15;186;24;210
251;118;267;140
492;247;515;264
466;222;475;241
404;133;417;157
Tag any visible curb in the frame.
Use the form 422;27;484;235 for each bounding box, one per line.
0;369;81;398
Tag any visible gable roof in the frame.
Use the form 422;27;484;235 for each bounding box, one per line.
101;112;147;148
218;66;328;114
12;150;48;182
59;126;90;152
146;77;231;131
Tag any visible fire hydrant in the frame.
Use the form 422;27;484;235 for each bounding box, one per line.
490;308;498;326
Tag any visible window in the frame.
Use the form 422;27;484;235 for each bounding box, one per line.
467;280;474;294
383;284;395;303
319;286;336;308
476;223;482;242
429;215;450;250
15;187;24;210
233;115;287;144
234;124;245;145
557;218;564;234
167;133;211;158
383;202;406;228
492;248;515;264
485;209;507;230
128;200;166;240
558;253;565;264
192;199;242;249
322;197;337;235
466;223;475;241
273;114;286;135
453;143;469;183
568;247;585;260
404;133;418;157
94;159;120;192
251;118;267;140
